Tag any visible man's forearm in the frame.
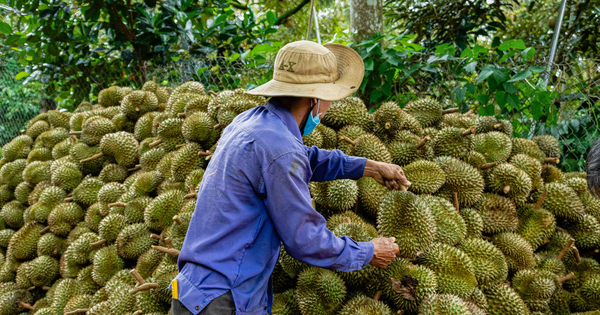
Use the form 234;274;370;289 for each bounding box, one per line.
362;159;379;178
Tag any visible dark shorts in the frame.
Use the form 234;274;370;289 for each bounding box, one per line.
171;291;236;315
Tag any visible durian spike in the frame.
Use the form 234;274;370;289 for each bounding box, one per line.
40;226;50;234
415;135;431;149
461;127;476;136
90;239;107;247
152;245;180;257
464;109;474;116
129;283;158;295
480;162;498;170
208;90;218;96
558;272;575;283
214;124;222;130
150;233;161;240
133;311;143;315
544;157;560;164
69;131;83;135
80;152;104;163
452;192;459;212
177;113;186;118
198;151;212;156
557;238;575;260
503;185;511;194
65;309;90;315
108;202;127;208
130;269;145;285
338;135;356;146
70;135;78;142
534;189;548;210
64;197;73;202
384;122;392;130
493;123;503;130
128;165;141;172
373;290;383;301
572;246;582;264
441;108;459;114
173;215;183;225
148;139;162;148
18;301;34;310
481;235;492;241
175;143;187;149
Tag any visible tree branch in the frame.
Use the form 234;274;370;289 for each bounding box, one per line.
275;0;311;25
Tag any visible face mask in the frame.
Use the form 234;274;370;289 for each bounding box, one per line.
302;99;321;136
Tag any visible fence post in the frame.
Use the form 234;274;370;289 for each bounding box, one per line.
543;0;568;87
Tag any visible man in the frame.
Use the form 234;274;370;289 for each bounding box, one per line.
171;40;410;315
587;137;600;197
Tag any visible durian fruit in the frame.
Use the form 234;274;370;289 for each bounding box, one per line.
456;238;507;289
63;294;93;315
566;214;600;250
25;255;59;288
71;177;104;207
322;97;373;131
182;94;211;117
144;189;186;232
338;294;392;315
517;201;556;250
50;161;83;192
460;208;484;239
47;202;85;236
437;111;476;129
69;142;106;175
92;245;124;286
0;159;27;188
541;164;565;183
37;127;70;149
357;177;388;219
2;135;33;162
473;193;518;234
27;147;53;163
377;191;436;258
510;153;543;190
387;132;429;166
51;277;81;315
129;170;163;196
382;258;437;313
533;182;585;221
0;184;13;207
295;267;347;315
303;127;324;147
171;142;204;182
0;284;34;314
51;138;75;160
404;160;446;194
152;118;185;152
77;116;116;146
419;195;466;245
98;86;129;107
9;221;44;260
330;222;378;290
273;289;302;315
512;269;560;312
416;242;478;298
27;120;51;140
404;98;454;128
511;138;548;164
134;111;160;142
86;132;139;168
98;214;127;244
532;135;561;158
338;134;392;163
0;201;25;229
336;125;366;155
185;168;205;193
316;124;337;150
136;248;164;279
181;112;219;147
47;110;72;129
418;293;471;315
433;156;485;207
115;223;157;259
486;163;532;205
473;131;512;163
324;179;358;212
491;232;535;271
483;282;530;315
432;127;474;160
28;186;67;223
120;90;159;120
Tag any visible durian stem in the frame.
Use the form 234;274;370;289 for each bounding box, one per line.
503;185;511;194
184;192;197;199
108;202;127;208
384;122;392;130
130;269;145;285
213;124;221;130
40;226;50;234
148;139;162;148
557;238;575;260
479;162;498;170
542;239;551;245
481;235;492;241
80;152;104;163
90;239;107;247
26;286;35;291
165;237;175;249
461;127;476;136
198;151;212;156
65;309;90;315
338;135;356;146
189;184;195;194
342;217;351;224
18;301;34;310
128;165;141;172
441;108;459;114
177;113;186;118
53;248;58;255
573;246;582;264
135;106;140;112
544;157;560;164
493;123;503;130
556;226;567;233
152;245;180;257
153;76;157;83
535;189;548;210
373;290;383;301
415;135;431;149
452;192;459;212
464;109;474;117
208;90;218;96
64;197;73;202
69;131;83;135
129;283;158;295
151;234;161;240
173;215;183;225
154;122;161;127
175;143;187;149
558;272;575;283
133;311;143;315
67;192;72;197
42;286;50;290
20;130;25;135
70;135;78;142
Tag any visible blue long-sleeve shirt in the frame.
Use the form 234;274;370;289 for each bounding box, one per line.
171;98;374;315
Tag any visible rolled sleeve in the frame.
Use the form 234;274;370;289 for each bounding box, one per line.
304;146;367;182
262;151;371;272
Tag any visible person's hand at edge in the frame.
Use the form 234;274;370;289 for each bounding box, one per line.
363;160;411;190
369;237;398;268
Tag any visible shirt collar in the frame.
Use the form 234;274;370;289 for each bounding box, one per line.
264;98;304;143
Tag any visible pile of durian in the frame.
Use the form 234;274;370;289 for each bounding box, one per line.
0;78;598;315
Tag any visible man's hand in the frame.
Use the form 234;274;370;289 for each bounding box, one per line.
369;237;398;268
363;160;411;190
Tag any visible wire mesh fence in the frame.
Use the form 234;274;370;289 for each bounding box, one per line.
1;54;599;172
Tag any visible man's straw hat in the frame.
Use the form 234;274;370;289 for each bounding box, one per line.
246;40;364;101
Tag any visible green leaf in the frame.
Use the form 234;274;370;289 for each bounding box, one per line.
464;61;477;73
529;66;546;73
502;83;518;94
477;69;494;84
73;26;82;37
475;94;489;105
530;100;542;120
496;91;507;109
507;70;532;83
266;11;276;25
15;71;29;80
364;58;374;71
465;83;476;94
452;85;467;102
498;40;514;51
370;90;383;103
5;34;20;45
480;104;495;116
492;69;509;83
512;39;526;50
0;21;11;34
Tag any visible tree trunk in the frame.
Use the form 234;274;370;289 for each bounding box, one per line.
350;0;383;43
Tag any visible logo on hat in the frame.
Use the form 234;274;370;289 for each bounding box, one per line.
278;61;297;73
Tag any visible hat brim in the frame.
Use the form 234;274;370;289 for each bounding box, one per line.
245;43;365;102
